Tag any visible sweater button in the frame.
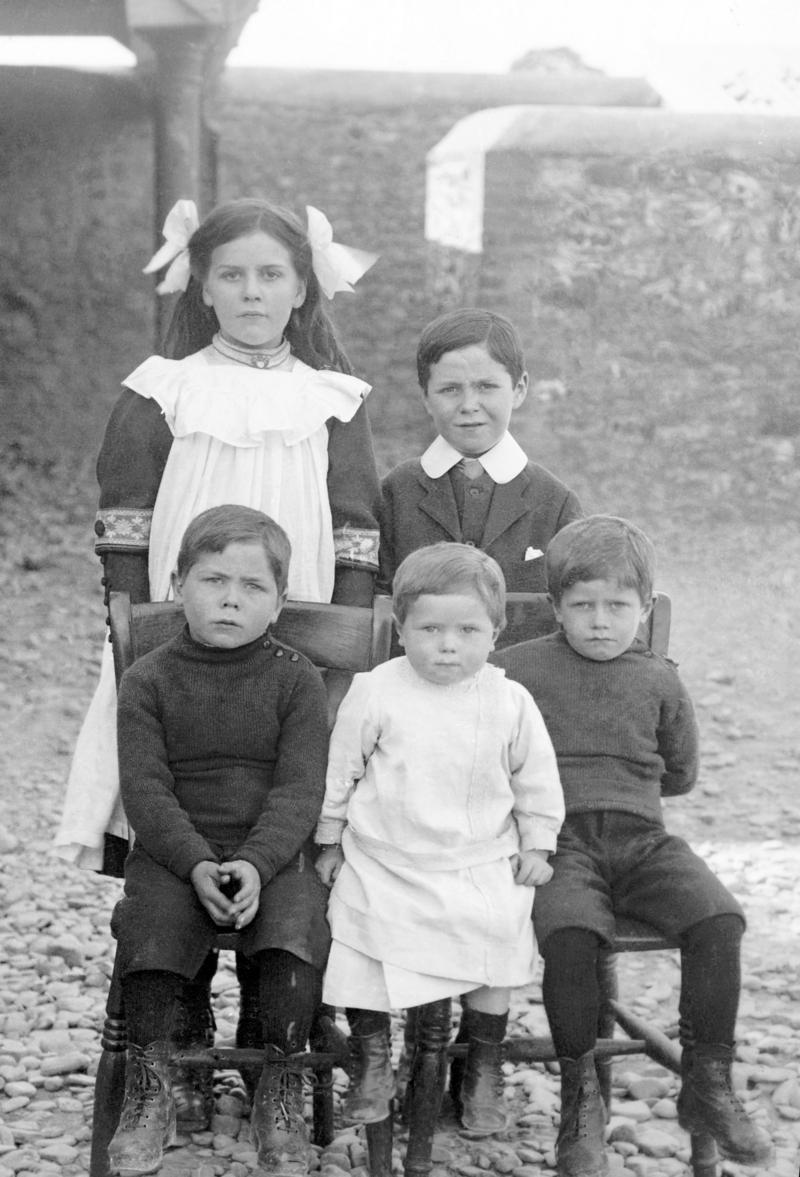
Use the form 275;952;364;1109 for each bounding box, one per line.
275;648;284;657
290;652;299;661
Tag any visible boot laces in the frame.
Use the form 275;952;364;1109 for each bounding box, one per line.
118;1054;165;1128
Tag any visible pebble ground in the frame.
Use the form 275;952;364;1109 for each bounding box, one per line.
1;475;798;1177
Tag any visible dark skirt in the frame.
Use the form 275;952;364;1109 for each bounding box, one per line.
112;842;331;979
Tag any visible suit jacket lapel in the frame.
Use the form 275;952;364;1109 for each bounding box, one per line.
481;470;530;549
416;468;462;540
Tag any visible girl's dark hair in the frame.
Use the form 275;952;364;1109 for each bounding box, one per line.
162;198;352;373
176;504;291;595
416;308;525;389
545;515;656;606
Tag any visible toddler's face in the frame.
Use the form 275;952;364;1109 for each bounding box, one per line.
421;344;528;456
202;231;306;351
395;591;499;686
172;541;286;649
553;579;651;662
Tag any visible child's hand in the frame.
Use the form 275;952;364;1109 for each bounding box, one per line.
218;860;262;930
512;849;553;887
190;861;236;925
315;845;345;887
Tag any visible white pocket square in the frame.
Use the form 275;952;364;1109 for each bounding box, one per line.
524;547;543;561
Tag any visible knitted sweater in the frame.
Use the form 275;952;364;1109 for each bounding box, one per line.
117;627;329;883
493;633;698;824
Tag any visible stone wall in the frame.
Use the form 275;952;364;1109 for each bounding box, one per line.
426;106;800;525
1;66;798;536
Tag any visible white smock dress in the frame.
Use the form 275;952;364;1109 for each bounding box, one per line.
54;348;370;870
316;657;565;1011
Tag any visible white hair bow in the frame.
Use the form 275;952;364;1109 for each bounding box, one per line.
306;205;378;299
142;199;200;294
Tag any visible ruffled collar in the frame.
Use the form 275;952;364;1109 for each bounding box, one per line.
122;348;370;447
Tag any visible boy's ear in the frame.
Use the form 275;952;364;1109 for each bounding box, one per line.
171;570;183;601
513;370;529;409
392;614;405;647
641;594;656;620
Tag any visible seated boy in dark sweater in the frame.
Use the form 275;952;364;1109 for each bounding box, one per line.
108;505;330;1177
494;516;771;1177
379;308;582;605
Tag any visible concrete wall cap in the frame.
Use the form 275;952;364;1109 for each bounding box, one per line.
428;104;800;162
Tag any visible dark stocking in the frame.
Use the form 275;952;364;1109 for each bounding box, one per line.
679;913;744;1046
346;1008;392;1037
122;970;182;1047
541;927;603;1059
256;950;321;1053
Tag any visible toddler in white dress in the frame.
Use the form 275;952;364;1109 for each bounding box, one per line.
315;542;564;1135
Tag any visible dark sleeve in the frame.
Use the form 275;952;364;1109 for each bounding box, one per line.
658;671;699;796
377;467;401;595
236;662;330;883
117;664;219;879
327;400;381;597
94;388;173;605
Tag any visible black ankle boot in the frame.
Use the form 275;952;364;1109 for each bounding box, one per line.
677;1043;773;1165
108;1041;177;1176
458;1009;508;1136
555;1051;608;1177
251;1054;310;1175
343;1026;394;1124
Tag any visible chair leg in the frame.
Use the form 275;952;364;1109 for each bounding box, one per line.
366;1116;394;1177
309;1007;343;1148
89;1014;128;1177
403;999;451;1177
689;1131;720;1177
595;948;618;1110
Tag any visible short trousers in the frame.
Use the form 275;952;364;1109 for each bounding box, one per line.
111;842;331;979
533;811;745;950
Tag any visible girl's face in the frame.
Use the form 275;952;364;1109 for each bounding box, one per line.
421;344;528;456
202;231;306;350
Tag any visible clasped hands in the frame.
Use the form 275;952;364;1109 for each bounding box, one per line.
190;859;260;930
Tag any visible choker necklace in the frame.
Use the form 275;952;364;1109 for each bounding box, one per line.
212;332;291;370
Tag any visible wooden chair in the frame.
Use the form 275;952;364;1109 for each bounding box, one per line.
90;591;394;1177
367;590;720;1177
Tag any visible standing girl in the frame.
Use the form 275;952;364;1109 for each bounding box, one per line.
55;197;380;871
53;198;380;1135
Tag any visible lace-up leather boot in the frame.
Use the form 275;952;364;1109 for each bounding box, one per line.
677;1043;773;1165
458;1009;508;1136
555;1052;608;1177
343;1026;394;1124
251;1054;310;1176
108;1041;176;1176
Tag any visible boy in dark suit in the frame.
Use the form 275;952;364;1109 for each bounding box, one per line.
380;309;582;605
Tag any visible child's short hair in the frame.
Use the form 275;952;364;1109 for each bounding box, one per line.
392;542;507;631
176;505;291;595
545;515;655;605
416;308;526;389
